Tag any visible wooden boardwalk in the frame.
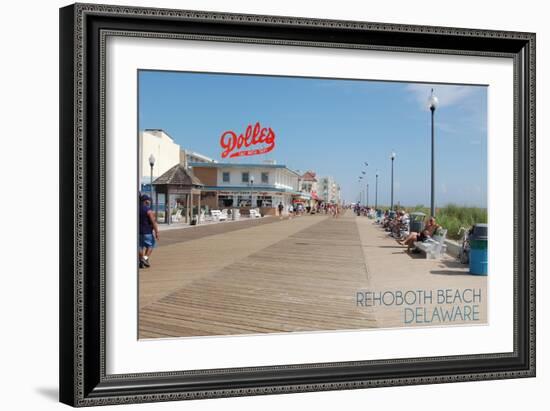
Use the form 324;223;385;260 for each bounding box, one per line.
139;213;376;338
139;215;329;307
139;211;487;338
157;216;282;246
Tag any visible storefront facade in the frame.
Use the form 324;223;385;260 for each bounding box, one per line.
190;162;304;214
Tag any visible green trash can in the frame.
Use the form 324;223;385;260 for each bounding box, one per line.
469;224;488;275
409;212;426;233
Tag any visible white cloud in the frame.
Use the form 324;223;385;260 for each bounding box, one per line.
406;83;477;109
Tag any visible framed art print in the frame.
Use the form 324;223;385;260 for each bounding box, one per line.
59;3;535;406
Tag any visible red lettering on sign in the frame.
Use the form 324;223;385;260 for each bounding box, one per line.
220;122;276;159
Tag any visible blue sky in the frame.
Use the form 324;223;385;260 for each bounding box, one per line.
139;70;487;207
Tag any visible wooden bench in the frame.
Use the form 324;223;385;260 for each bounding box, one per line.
414;229;448;258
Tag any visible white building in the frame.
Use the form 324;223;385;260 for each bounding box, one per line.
139;129;217;192
318;176;341;204
139;129;181;190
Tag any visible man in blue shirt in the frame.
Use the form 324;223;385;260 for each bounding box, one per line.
139;194;159;268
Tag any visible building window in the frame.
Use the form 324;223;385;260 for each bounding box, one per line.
218;195;233;208
261;172;269;184
237;195;252;207
242;172;249;183
222;172;230;183
257;195;273;207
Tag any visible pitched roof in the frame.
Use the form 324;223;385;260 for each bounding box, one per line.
153;164;204;187
301;171;317;182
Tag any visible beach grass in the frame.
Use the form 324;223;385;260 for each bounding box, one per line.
406;204;487;240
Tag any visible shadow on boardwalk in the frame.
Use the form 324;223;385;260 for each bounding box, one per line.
430;259;478;276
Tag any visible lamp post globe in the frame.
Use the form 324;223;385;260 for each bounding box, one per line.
428;89;439;111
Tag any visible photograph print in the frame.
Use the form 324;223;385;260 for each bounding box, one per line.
137;70;488;339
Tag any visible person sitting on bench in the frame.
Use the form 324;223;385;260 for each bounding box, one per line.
398;216;440;253
390;210;409;238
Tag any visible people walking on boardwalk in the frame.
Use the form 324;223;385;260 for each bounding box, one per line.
278;202;284;219
139;194;160;268
287;203;294;219
398;216;440;253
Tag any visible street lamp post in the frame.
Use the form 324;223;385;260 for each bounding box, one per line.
375;171;379;210
428;89;439;217
362;163;368;208
250;175;255;207
148;154;156;217
358;176;363;205
390;152;396;210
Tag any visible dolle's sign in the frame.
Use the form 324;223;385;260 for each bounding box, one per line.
220;122;276;159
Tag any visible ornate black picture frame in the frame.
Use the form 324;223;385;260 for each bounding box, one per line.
59;3;535;407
